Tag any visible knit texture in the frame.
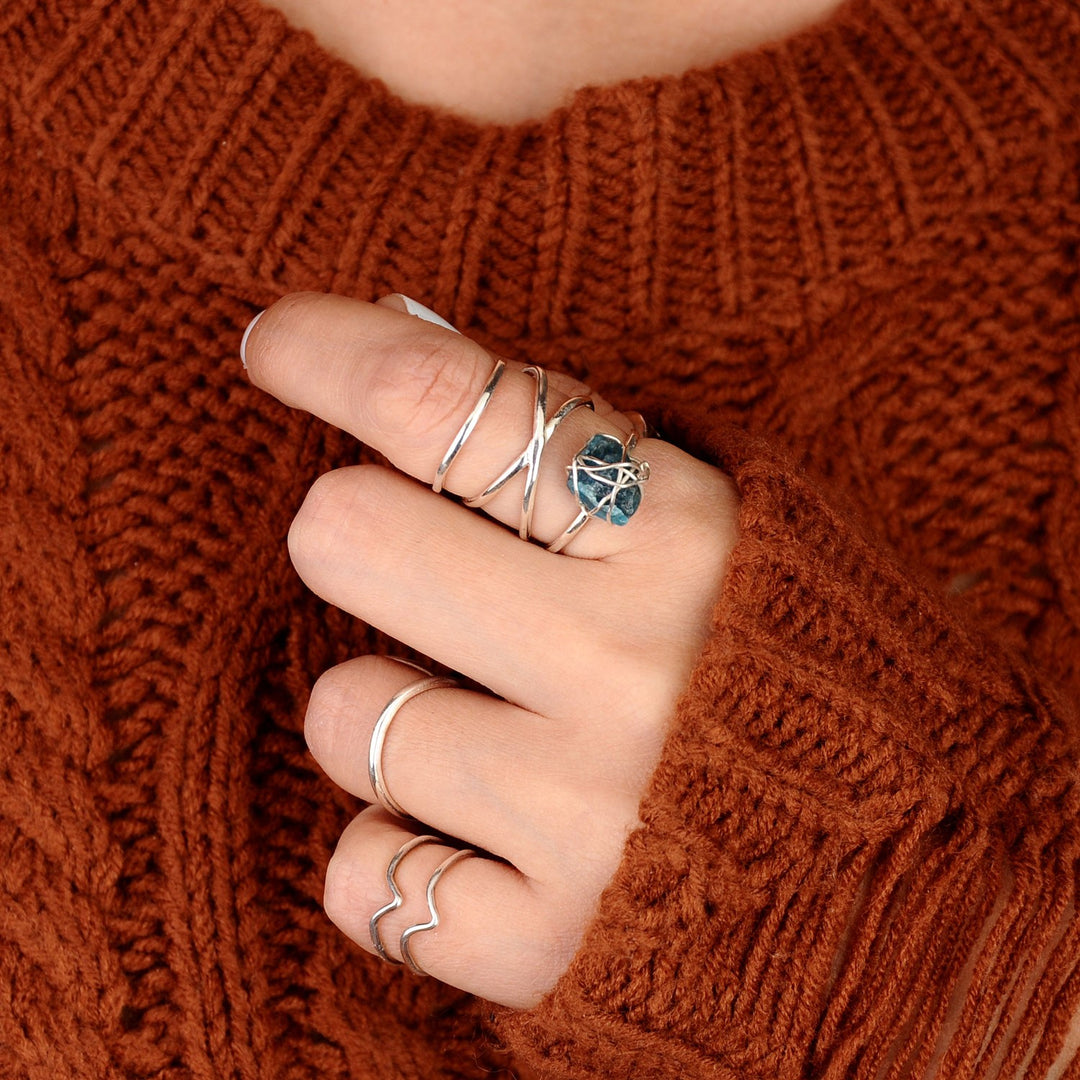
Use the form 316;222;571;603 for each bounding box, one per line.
1;0;1079;1076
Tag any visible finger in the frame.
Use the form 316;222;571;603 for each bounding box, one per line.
306;656;646;879
288;463;666;718
242;291;654;556
324;806;565;1008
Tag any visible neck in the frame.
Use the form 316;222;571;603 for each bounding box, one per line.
256;0;847;123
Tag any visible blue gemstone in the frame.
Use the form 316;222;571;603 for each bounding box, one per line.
568;433;644;526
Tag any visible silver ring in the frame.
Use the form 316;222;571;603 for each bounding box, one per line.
431;360;652;552
462;366;594;539
432;358;507;493
399;847;478;976
369;834;440;962
368;674;457;818
546;415;651;554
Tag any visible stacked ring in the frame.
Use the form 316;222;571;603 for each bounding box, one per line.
368;837;477;977
399;847;478;976
431;360;650;551
369;834;440;962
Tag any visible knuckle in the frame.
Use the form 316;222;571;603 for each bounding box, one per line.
365;335;489;444
304;664;352;761
305;655;384;761
287;466;387;575
287;469;347;570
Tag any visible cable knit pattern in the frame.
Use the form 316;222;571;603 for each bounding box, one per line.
1;0;1079;1077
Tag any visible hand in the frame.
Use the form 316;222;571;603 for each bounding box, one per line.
242;291;739;1009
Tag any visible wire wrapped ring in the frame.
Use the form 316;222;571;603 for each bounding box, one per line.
546;413;651;553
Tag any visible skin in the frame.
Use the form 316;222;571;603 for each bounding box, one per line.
243;292;740;1006
257;0;848;123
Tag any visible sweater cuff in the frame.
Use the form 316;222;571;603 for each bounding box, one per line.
499;419;1080;1079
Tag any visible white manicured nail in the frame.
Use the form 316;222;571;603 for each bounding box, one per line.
400;295;460;334
240;309;265;368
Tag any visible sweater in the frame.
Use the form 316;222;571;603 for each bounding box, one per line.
2;0;1080;1076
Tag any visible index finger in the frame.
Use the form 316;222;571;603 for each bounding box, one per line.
241;291;648;555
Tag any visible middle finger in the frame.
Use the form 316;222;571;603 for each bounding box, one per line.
287;461;643;717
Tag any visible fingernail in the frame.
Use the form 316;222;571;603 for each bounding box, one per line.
397;295;460;334
240;309;266;368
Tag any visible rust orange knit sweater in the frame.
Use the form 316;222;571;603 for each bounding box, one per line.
3;0;1080;1077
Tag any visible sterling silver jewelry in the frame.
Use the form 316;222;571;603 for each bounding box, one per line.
399;847;478;976
369;834;440;962
462;366;594;539
546;415;651;554
432;358;507;493
432;360;652;552
368;674;457;819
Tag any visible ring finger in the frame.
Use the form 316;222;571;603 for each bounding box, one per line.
306;655;647;881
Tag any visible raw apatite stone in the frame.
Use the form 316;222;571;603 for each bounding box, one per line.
567;433;644;525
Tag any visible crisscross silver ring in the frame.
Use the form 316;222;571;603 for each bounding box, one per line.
431;361;650;552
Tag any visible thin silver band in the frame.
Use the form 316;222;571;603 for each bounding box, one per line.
399;848;478;976
432;358;507;493
369;834;440;962
368;675;457;819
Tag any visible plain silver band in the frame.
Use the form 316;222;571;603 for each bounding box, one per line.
369;834;440;962
399;848;478;976
368;675;457;819
432;358;507;494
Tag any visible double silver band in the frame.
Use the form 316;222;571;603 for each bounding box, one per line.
369;839;477;975
368;674;457;819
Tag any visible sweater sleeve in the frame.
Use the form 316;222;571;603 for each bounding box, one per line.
500;421;1080;1080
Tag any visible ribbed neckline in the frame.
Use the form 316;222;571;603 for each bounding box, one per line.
8;0;1075;333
